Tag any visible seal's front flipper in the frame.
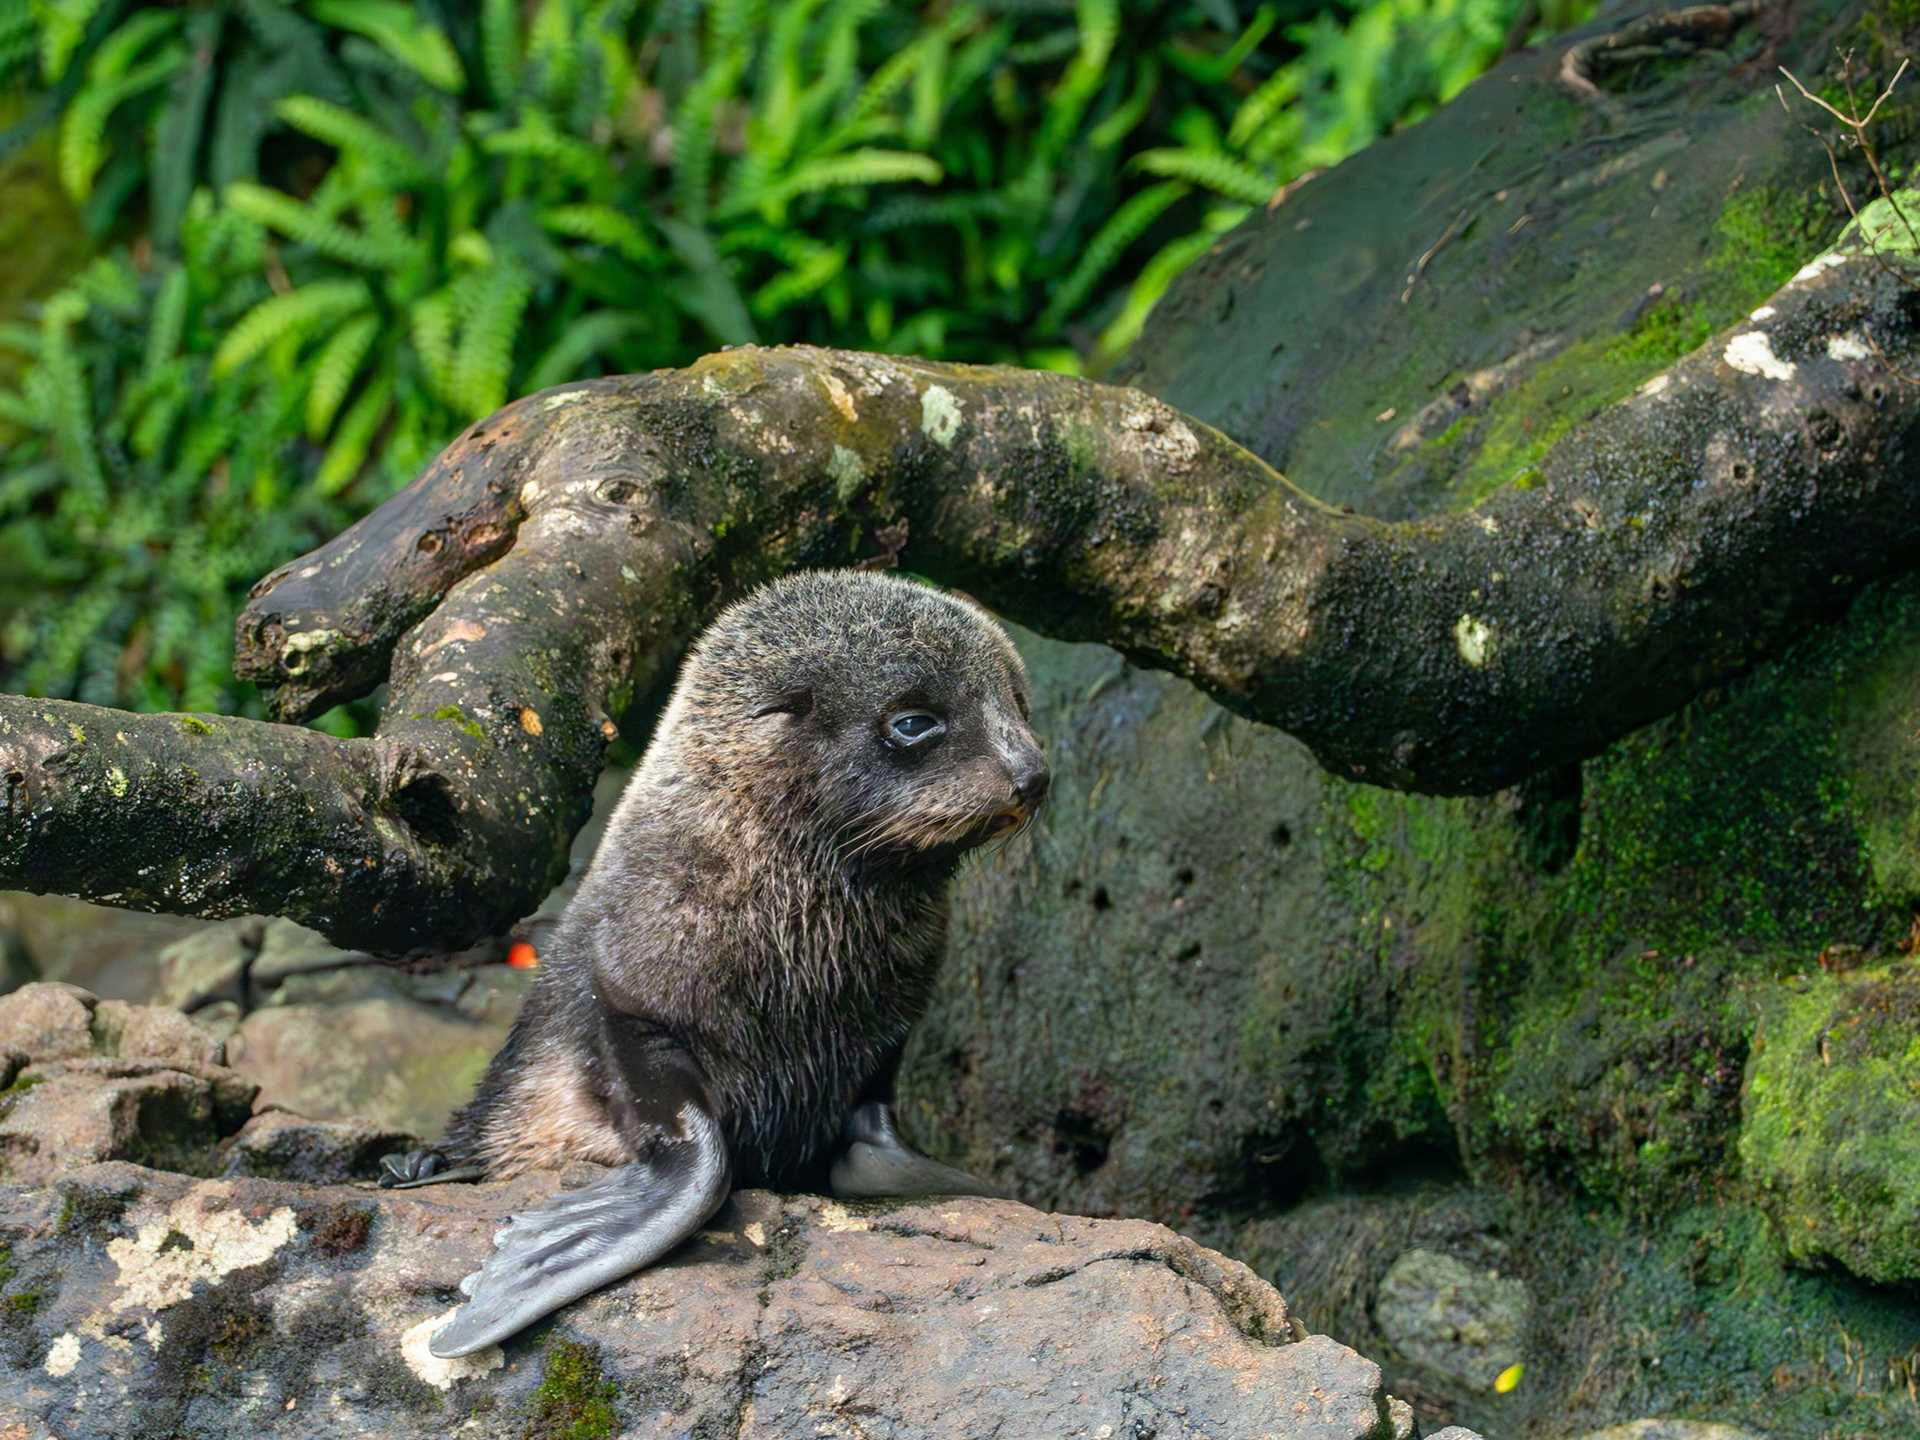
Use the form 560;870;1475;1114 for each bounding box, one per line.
830;1100;1007;1200
379;1149;487;1189
428;1029;732;1359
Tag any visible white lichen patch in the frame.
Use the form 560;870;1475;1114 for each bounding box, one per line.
818;1201;870;1233
920;385;963;448
1723;332;1795;382
1827;332;1871;362
519;478;545;506
106;1189;300;1314
1750;305;1777;321
400;1310;504;1390
281;629;342;657
1791;252;1849;285
828;444;866;502
1476;514;1500;535
106;766;129;797
541;389;589;411
45;1332;82;1377
744;1222;767;1248
1454;615;1494;669
1637;373;1670;398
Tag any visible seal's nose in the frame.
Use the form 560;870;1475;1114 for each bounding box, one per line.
1012;762;1051;806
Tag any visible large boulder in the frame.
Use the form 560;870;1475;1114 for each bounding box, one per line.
0;1162;1437;1440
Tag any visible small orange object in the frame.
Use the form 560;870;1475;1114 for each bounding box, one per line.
507;941;539;969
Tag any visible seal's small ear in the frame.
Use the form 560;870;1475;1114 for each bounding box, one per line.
751;688;812;719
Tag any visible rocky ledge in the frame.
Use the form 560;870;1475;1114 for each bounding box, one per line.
0;1164;1451;1440
0;979;1475;1439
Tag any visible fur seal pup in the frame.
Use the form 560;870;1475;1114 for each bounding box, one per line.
380;569;1049;1357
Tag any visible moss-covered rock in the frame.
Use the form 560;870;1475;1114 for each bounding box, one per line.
1739;964;1920;1285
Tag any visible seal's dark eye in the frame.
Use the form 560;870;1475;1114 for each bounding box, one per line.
885;711;945;747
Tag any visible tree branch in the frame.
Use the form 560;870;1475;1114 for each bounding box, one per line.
7;241;1920;954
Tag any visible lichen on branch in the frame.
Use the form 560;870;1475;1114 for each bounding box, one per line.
6;234;1920;955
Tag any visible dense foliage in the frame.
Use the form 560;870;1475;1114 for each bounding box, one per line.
0;0;1584;716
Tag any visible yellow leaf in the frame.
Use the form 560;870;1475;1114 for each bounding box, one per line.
1494;1362;1525;1394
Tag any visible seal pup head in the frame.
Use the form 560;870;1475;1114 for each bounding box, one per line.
646;570;1048;872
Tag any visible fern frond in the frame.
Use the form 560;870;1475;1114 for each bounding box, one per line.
140;266;190;381
212;279;373;376
478;119;608;184
523;310;646;392
274;94;426;182
451;262;531;418
750;244;846;319
70;253;142;316
539;204;660;265
1075;0;1117;70
526;0;577;107
1229;62;1302;150
1092;229;1216;367
37;307;105;514
1089;55;1159;149
738;149;941;217
306;0;464;91
314;371;393;495
38;0;103;82
1040;180;1188;329
59;45;188;200
1130;147;1275;206
84;9;180;82
305;311;381;439
130;376;190;459
408;287;457;403
672;53;745;226
224;182;416;269
480;0;520;103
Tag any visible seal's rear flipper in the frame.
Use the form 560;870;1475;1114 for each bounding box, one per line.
379;1149;487;1189
829;1100;1007;1200
428;1030;732;1359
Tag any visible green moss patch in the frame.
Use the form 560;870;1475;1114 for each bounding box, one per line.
1740;964;1920;1285
524;1338;619;1440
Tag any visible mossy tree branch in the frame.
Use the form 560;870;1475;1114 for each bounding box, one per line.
5;240;1920;955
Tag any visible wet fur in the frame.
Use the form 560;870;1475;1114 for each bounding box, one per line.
438;570;1038;1189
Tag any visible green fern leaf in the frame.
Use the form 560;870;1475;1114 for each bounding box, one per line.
408;287;457;404
213;279;373;376
539;204;659;265
1130;147;1275;206
1092;229;1217;367
315;370;393;495
140;265;191;382
305;0;463;91
37;306;105;515
1075;0;1117;69
733;149;941;219
1040;180;1188;329
59;45;187;200
451;262;531;419
35;0;100;81
223;182;416;269
523;310;646;392
274;94;425;182
750;244;846;319
305;311;381;439
478;0;520;103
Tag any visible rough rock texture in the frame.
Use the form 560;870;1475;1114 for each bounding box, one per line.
1738;964;1920;1285
1569;1425;1764;1440
0;1163;1428;1440
1373;1250;1529;1395
0;982;410;1189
